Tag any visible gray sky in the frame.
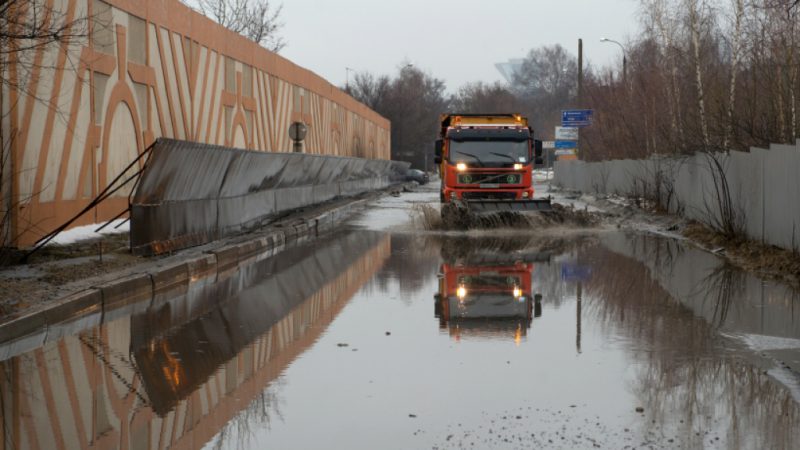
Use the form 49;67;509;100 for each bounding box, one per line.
280;0;642;92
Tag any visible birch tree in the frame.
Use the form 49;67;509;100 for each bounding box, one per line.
723;0;746;149
685;0;712;150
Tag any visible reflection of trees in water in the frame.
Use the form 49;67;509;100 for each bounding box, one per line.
634;356;799;449
210;380;285;450
582;245;800;449
631;234;685;280
437;233;597;265
695;262;745;328
371;234;442;298
532;258;570;309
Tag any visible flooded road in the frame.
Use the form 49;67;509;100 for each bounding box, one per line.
3;192;800;449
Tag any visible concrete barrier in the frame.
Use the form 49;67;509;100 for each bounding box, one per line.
131;139;409;255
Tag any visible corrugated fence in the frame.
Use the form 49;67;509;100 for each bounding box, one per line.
131;139;409;254
554;140;800;251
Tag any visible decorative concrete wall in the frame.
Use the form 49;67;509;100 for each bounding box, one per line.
1;0;391;247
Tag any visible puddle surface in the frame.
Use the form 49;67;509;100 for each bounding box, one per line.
3;230;800;450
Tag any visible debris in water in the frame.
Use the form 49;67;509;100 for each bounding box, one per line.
426;200;602;230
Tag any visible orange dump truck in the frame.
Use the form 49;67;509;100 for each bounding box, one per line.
434;259;542;341
434;113;551;212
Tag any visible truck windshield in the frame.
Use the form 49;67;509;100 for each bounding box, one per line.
449;140;529;166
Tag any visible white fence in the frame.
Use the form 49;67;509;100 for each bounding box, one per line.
554;141;800;251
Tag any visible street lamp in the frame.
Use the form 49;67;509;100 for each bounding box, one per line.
600;38;627;84
345;67;355;91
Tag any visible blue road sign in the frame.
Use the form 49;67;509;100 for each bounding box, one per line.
561;264;592;282
555;140;578;149
561;109;593;127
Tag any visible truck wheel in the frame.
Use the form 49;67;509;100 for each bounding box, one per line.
440;192;445;203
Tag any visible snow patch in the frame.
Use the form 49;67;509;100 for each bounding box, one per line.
47;219;130;246
727;332;800;351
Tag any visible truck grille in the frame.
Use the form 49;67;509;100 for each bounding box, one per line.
462;192;518;200
458;173;521;185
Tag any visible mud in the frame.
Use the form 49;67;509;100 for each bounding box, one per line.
417;201;604;231
0;233;141;312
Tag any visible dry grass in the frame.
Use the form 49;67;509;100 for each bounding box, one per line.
684;221;800;287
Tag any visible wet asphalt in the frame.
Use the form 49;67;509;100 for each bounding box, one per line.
3;186;800;450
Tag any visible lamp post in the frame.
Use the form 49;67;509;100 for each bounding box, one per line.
600;38;627;84
345;67;355;91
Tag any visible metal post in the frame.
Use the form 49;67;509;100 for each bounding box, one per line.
578;39;583;105
623;54;627;85
576;281;582;353
345;67;354;92
600;38;627;85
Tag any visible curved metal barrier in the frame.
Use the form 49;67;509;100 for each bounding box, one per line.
131;139;409;254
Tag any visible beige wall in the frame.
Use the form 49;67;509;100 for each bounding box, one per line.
1;0;391;247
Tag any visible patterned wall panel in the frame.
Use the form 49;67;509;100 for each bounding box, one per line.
1;0;391;246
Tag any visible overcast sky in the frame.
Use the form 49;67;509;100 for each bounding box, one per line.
280;0;642;92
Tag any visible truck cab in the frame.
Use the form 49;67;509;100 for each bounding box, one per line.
434;114;544;206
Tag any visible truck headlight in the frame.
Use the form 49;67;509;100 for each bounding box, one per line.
513;287;522;298
457;285;467;299
456;162;467;172
513;163;523;170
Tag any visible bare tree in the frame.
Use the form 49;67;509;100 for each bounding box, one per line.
510;44;578;134
341;64;448;170
449;81;520;114
194;0;286;52
344;71;391;111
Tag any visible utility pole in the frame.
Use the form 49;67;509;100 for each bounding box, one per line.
577;39;584;159
578;38;583;105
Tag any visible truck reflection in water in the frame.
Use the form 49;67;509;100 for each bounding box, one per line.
434;237;548;342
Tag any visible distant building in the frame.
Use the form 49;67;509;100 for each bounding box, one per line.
495;59;525;83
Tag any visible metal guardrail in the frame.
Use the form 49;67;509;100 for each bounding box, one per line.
131;139;409;255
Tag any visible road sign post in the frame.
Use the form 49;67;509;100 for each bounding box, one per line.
288;122;307;152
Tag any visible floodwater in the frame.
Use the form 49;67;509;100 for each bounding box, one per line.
3;217;800;449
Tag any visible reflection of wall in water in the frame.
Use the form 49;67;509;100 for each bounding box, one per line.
580;235;800;449
0;234;391;450
600;233;800;338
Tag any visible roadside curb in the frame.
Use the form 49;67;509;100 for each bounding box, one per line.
0;192;383;354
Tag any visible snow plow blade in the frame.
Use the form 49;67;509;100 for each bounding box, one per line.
440;198;554;230
465;198;553;213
